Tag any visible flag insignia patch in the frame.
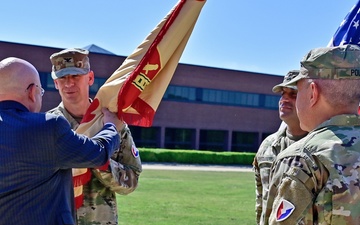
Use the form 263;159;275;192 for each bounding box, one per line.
132;145;140;158
276;199;295;222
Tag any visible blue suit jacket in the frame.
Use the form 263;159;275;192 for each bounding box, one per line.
0;101;120;225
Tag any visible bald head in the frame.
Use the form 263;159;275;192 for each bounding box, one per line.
0;57;40;93
0;57;42;112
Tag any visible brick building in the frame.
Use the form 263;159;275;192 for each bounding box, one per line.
0;40;283;152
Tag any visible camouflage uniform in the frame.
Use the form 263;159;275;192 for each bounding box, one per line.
265;114;360;224
254;124;307;225
48;48;142;224
254;69;307;225
48;102;141;225
264;44;360;225
49;48;142;225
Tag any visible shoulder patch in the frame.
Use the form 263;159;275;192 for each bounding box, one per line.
276;199;295;222
132;145;140;158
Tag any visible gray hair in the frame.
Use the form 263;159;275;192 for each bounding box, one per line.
311;79;360;108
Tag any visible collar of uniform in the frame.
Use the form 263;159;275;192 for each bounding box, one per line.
313;114;360;131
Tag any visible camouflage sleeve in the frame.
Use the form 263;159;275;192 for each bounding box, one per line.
92;124;142;195
253;134;278;225
253;156;262;225
109;123;142;195
266;156;316;225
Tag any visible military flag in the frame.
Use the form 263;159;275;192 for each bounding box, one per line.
72;0;206;209
328;0;360;46
76;0;207;137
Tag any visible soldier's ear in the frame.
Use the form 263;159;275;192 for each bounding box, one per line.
53;80;59;90
309;81;319;107
88;71;94;86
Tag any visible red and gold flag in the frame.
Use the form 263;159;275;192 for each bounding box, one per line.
73;0;206;209
77;0;206;137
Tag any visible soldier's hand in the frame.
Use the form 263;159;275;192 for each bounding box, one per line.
102;108;125;130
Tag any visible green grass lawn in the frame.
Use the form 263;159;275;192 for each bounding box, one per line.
117;169;255;225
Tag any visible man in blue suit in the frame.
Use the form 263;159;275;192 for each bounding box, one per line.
0;57;122;225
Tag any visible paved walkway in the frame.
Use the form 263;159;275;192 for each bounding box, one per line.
142;162;253;172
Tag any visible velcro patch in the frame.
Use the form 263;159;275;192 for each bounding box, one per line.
132;145;139;158
276;199;295;222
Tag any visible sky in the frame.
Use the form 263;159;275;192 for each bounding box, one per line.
0;0;357;76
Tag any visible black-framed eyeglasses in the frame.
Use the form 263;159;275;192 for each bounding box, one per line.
26;83;45;97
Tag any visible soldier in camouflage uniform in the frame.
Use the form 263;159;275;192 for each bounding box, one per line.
253;70;308;225
264;44;360;225
48;48;142;225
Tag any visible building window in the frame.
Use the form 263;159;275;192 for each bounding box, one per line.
129;126;160;148
231;131;259;152
261;132;273;142
39;72;56;90
164;85;278;110
165;128;195;149
163;86;196;101
264;95;280;109
199;130;228;151
238;92;259;106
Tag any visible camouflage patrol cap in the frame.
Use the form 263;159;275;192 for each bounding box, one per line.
50;48;90;79
272;70;299;93
286;44;360;85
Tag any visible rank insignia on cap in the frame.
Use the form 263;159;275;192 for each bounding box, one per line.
276;199;295;222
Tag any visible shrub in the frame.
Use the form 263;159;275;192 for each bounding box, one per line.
139;148;255;166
